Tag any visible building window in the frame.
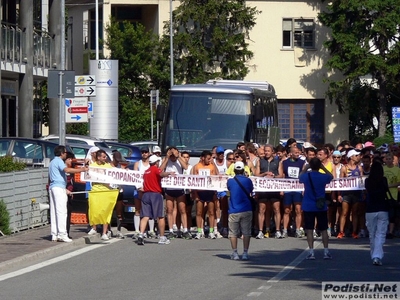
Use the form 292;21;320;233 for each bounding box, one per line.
278;99;324;145
282;18;315;49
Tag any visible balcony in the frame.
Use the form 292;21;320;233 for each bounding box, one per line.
1;22;55;78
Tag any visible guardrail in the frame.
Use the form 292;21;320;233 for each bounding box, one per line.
0;168;49;233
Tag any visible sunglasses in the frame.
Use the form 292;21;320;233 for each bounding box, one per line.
141;151;149;154
227;158;235;161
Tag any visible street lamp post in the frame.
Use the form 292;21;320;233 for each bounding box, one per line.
170;0;174;88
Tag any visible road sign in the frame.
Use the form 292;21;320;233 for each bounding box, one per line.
48;70;76;98
393;107;400;142
65;97;88;123
88;101;94;118
75;75;95;86
74;75;96;97
75;86;96;97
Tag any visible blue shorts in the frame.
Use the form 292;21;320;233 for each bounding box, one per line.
198;191;215;202
217;191;227;199
141;192;164;219
283;192;302;206
165;189;185;198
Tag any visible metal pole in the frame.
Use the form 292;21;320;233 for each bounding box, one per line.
96;0;99;61
59;0;66;145
170;0;174;88
150;91;154;140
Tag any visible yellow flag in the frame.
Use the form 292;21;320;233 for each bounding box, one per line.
88;190;119;225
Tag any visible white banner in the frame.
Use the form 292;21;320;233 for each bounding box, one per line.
81;167;365;192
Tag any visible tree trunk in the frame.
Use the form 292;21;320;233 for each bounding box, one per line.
378;77;388;137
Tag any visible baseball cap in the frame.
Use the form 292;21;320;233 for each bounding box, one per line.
149;155;161;164
303;142;316;149
364;141;375;148
347;149;360;158
140;147;149;152
234;161;245;171
216;146;225;154
152;145;161;153
87;146;99;155
332;150;342;156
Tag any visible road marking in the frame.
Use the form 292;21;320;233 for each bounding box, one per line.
247;239;323;297
0;239;121;282
268;240;322;283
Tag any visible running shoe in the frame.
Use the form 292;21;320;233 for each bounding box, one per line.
230;252;240;260
101;234;109;241
352;232;359;239
148;231;157;239
295;230;303;238
116;231;124;239
88;228;97;235
323;251;333;260
372;258;382;266
256;231;264;239
242;252;249;260
215;231;223;239
208;232;217;239
182;231;193;240
195;232;203;239
337;232;345;239
275;231;282;239
158;236;171;245
306;252;315;260
166;231;176;240
137;234;144;245
131;231;140;239
282;231;288;238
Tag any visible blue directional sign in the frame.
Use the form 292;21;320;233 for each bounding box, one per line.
393;107;400;142
71;115;82;121
88;101;94;119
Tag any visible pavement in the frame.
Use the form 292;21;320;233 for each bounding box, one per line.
0;223;122;271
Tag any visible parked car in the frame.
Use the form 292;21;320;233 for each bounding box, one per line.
0;137;69;167
129;140;158;152
67;143;113;161
41;134;110;148
105;141;141;163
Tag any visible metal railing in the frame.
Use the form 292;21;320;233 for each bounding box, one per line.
1;22;54;69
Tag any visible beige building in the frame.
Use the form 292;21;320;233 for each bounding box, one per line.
1;0;348;144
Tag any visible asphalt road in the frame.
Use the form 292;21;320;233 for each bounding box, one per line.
0;234;399;300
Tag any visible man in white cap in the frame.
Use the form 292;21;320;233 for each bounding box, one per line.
137;155;175;245
226;161;254;260
152;145;162;157
337;149;363;239
86;146;100;164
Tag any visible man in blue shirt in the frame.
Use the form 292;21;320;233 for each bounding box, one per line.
299;157;333;260
49;145;88;242
227;161;254;260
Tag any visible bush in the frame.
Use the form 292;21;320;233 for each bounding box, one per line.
0;199;11;235
0;156;26;172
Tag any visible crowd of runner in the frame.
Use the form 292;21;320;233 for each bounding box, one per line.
129;139;400;241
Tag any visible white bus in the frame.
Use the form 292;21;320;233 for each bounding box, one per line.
156;80;279;160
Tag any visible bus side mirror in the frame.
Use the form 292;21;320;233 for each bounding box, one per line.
254;105;263;122
156;104;165;122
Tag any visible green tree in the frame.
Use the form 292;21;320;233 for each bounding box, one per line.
318;0;400;137
166;0;260;84
104;20;170;141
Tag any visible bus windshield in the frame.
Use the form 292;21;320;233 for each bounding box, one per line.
164;91;252;152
